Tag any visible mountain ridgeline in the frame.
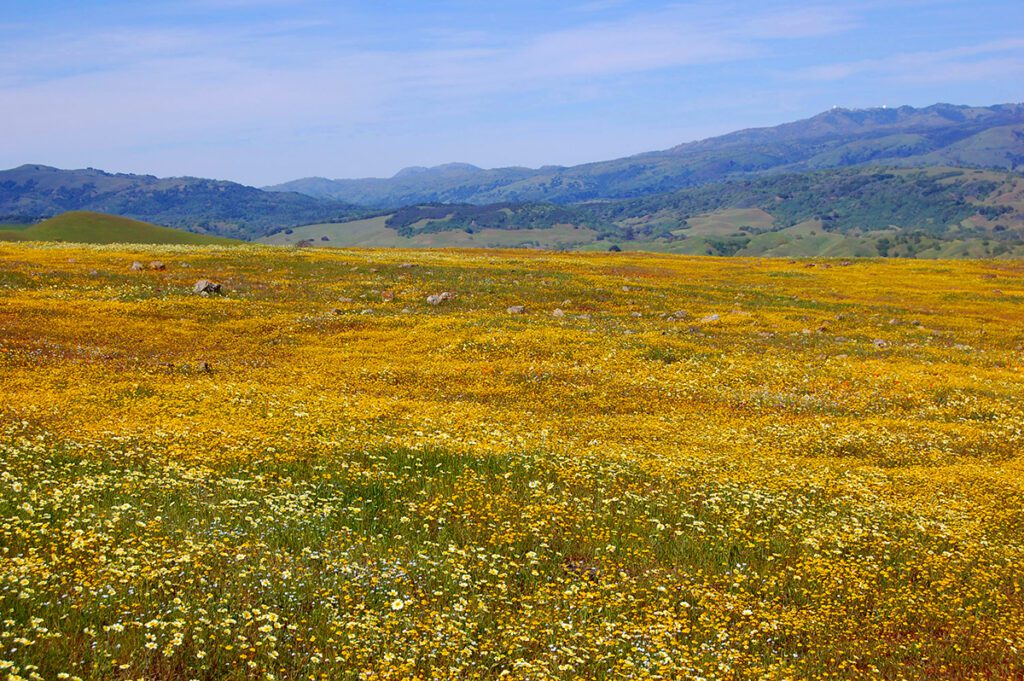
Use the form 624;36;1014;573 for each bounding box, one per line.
268;103;1024;206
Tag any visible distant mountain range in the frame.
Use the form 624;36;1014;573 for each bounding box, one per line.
267;103;1024;206
2;102;1023;256
0;164;361;240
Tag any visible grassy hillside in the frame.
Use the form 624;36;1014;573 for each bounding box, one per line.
2;243;1024;678
0;211;239;245
264;166;1024;257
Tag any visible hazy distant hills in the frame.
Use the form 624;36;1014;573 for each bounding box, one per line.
0;165;361;240
268;103;1024;206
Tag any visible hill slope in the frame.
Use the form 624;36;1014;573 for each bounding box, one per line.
0;211;239;245
0;165;362;239
267;103;1024;206
262;166;1024;258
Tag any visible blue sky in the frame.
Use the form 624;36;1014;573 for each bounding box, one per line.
2;0;1022;185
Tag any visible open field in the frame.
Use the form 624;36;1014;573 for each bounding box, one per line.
1;243;1024;679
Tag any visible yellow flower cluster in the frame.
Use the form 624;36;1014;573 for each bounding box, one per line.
1;243;1023;679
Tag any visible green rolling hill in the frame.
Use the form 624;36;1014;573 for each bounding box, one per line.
0;211;240;245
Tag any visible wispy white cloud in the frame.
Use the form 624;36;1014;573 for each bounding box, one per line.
794;38;1024;83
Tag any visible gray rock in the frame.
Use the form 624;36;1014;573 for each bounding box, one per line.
193;279;222;295
427;292;454;305
507;305;526;314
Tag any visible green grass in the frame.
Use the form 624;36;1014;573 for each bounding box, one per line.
0;211;239;245
678;208;776;236
259;216;599;250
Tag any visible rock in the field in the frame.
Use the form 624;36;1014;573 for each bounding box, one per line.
193;279;222;295
129;261;144;271
551;308;565;318
631;312;643;318
398;263;415;269
361;309;374;315
148;261;166;271
668;310;690;321
507;305;526;314
701;313;721;323
426;292;454;305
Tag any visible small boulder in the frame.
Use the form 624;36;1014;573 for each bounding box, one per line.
507;305;526;315
551;308;565;318
426;292;454;305
193;279;222;295
668;310;690;321
129;261;144;271
148;261;166;271
701;313;720;323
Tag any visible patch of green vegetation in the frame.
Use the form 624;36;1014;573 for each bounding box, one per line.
0;211;240;245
